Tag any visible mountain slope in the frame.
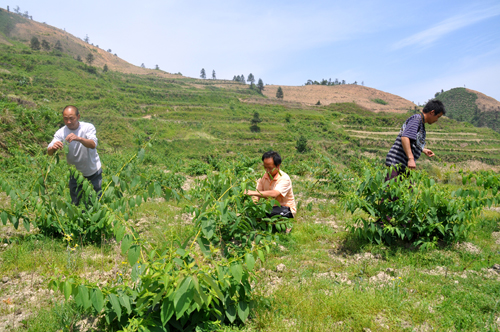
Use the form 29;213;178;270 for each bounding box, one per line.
0;8;181;78
435;87;500;132
262;84;416;113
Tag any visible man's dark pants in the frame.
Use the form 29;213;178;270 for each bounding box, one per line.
69;168;102;206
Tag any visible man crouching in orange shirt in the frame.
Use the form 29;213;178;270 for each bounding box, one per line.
245;150;296;220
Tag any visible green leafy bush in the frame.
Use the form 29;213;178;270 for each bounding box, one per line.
345;167;499;249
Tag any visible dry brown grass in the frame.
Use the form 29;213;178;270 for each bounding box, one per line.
262;84;416;113
467;88;500;113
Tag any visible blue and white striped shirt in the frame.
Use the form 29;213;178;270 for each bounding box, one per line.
386;114;426;168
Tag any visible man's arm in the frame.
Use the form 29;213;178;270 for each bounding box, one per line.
245;189;281;199
401;136;416;169
65;133;96;149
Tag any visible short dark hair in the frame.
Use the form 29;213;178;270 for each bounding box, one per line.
262;150;282;166
423;99;445;115
63;105;79;116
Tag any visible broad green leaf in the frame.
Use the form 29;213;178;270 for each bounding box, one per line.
91;288;104;312
245;253;255;271
202;274;224;300
119;294;132;315
23;218;30;232
63;281;72;301
108;293;122;319
230;264;243;284
115;225;125;242
226;303;237;323
78;286;91;310
173;276;194;319
11;216;19;229
258;249;265;263
128;245;141;266
1;212;7;225
161;299;174;325
136;195;142;207
121;234;133;255
197;237;211;257
238;301;249;322
201;218;214;239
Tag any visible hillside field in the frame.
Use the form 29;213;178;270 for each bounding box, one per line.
0;10;500;332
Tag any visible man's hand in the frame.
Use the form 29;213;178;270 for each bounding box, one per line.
407;158;416;170
423;148;435;157
47;141;63;156
65;133;80;143
65;133;96;149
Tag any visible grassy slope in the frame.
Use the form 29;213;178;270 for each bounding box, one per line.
0;32;500;332
436;87;500;133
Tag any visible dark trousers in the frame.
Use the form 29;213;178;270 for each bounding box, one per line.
69;169;102;206
266;205;294;219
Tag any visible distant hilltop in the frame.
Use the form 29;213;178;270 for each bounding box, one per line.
262;85;416;113
435;87;500;132
0;7;182;78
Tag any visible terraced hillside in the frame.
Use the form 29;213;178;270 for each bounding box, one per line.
2;13;500;332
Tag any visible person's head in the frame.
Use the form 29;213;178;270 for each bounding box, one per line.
422;99;446;124
62;105;80;130
262;150;282;177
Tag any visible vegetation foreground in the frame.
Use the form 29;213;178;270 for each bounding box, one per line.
0;30;500;331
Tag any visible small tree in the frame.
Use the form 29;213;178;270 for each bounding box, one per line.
103;64;109;72
276;86;284;99
296;135;309;153
315;100;321;105
250;112;262;132
84;34;89;43
86;52;95;65
14;6;20;14
41;39;50;51
76;55;83;62
107;49;112;52
30;36;41;50
141;63;145;68
212;70;216;80
257;79;264;93
247;73;255;85
241;74;245;84
54;40;63;52
155;64;160;70
285;113;292;123
200;68;206;79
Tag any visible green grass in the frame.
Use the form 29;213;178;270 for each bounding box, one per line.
1;32;500;331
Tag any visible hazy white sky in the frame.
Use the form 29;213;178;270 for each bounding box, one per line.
7;0;500;104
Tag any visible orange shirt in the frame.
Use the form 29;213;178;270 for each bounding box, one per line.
256;170;296;216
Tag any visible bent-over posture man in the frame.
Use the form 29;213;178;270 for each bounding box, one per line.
47;105;102;205
386;99;446;179
245;150;296;218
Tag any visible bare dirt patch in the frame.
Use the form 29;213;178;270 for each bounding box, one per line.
467;89;500;112
262;85;416;112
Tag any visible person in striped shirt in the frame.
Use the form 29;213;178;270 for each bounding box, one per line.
385;99;446;179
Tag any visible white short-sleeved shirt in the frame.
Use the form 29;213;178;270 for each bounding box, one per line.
256;170;297;216
48;121;101;177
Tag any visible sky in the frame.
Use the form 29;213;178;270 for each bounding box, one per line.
6;0;500;105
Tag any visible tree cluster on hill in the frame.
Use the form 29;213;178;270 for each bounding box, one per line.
29;37;63;53
12;6;32;20
305;78;362;86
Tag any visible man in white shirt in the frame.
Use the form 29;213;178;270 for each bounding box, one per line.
47;105;102;205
